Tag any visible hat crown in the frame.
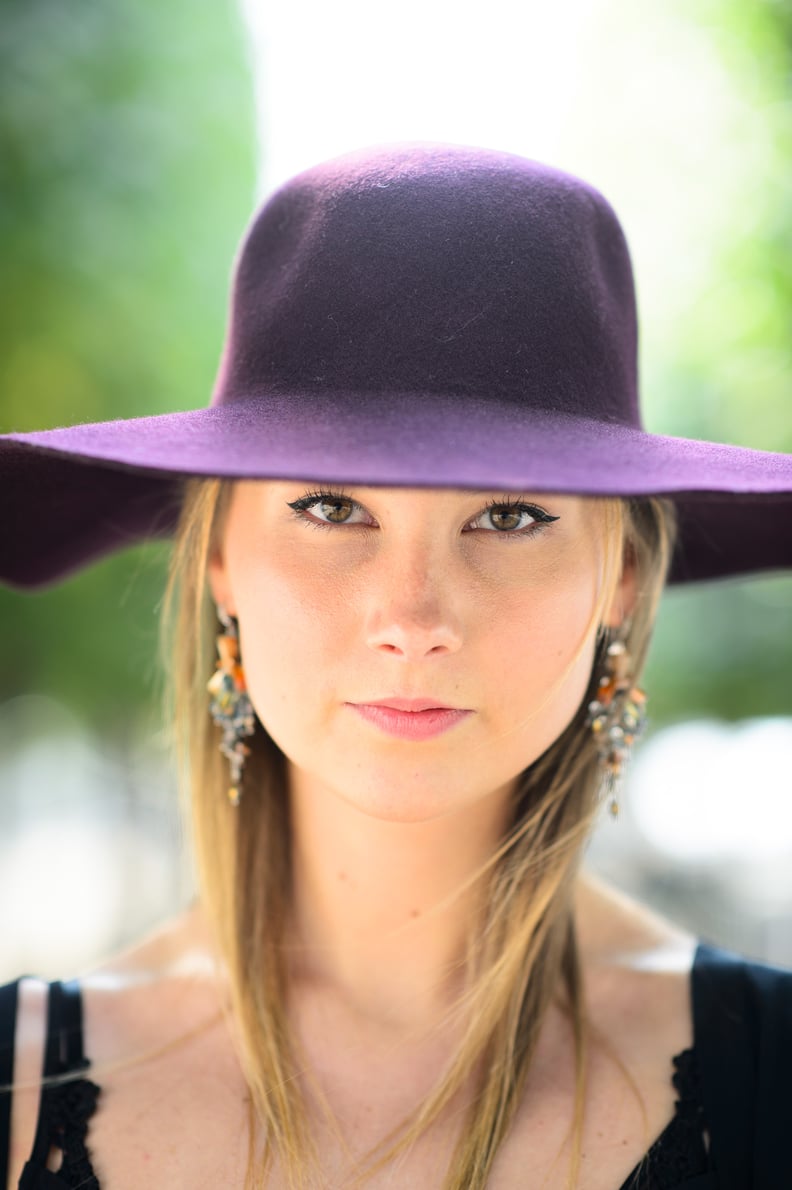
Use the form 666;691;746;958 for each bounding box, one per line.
212;143;642;428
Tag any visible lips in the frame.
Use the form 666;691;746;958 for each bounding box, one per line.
360;697;464;712
346;699;473;740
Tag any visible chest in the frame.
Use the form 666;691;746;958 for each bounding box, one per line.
22;1031;680;1190
8;964;693;1190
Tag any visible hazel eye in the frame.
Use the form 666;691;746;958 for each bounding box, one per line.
313;496;355;524
480;506;534;532
286;490;372;529
469;500;560;536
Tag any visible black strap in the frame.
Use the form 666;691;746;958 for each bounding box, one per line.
0;978;100;1190
42;984;88;1081
744;953;792;1188
24;982;91;1178
0;979;22;1190
692;944;755;1190
692;942;792;1190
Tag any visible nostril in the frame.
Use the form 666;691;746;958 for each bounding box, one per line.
365;606;464;659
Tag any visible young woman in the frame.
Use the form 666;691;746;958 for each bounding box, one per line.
2;143;791;1190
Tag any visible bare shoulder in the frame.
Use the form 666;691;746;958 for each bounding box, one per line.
575;870;698;1057
576;869;695;957
7;904;239;1189
77;902;229;1060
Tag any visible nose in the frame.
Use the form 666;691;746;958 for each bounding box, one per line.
363;552;464;661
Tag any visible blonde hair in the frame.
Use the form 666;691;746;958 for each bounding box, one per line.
162;481;677;1189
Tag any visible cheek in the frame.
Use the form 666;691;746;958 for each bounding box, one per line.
487;566;599;751
228;552;349;738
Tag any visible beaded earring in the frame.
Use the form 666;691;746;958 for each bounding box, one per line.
585;621;647;818
207;606;256;806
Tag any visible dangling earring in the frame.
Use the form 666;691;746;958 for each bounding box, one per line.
585;620;647;818
207;606;256;807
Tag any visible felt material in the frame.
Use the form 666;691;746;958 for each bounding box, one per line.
2;142;791;589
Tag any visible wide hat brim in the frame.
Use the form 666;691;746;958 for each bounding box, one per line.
2;143;791;589
2;392;791;589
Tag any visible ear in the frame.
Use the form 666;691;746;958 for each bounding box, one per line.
207;545;237;617
603;541;638;631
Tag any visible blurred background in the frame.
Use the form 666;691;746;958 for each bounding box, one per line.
0;0;790;980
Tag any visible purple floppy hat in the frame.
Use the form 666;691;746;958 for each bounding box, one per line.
2;141;791;590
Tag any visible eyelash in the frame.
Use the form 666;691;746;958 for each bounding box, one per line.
286;488;560;540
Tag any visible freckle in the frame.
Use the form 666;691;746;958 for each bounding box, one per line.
409;908;420;918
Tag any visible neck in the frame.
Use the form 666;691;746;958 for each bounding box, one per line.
285;770;515;1028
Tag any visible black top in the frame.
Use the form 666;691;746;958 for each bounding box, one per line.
1;942;790;1188
0;979;99;1190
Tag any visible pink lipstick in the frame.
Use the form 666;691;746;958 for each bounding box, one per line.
347;699;472;741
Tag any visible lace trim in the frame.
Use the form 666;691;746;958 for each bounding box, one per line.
23;1076;101;1189
620;1047;709;1189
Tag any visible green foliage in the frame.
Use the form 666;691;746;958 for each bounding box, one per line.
646;574;792;727
649;0;792;454
636;0;792;723
0;0;255;722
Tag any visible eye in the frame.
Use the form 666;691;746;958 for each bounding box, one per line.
286;489;372;529
285;489;561;537
468;498;560;537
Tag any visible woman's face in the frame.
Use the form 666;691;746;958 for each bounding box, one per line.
208;483;634;823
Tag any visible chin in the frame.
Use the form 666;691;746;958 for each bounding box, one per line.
331;757;509;825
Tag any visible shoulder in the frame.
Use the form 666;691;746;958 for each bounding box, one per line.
693;939;792;1006
573;873;699;1103
575;873;792;1053
574;875;792;1178
76;903;230;1064
691;941;792;1068
4;908;243;1189
575;871;698;1030
75;907;250;1188
3;906;226;1065
5;906;227;1096
686;943;792;1182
